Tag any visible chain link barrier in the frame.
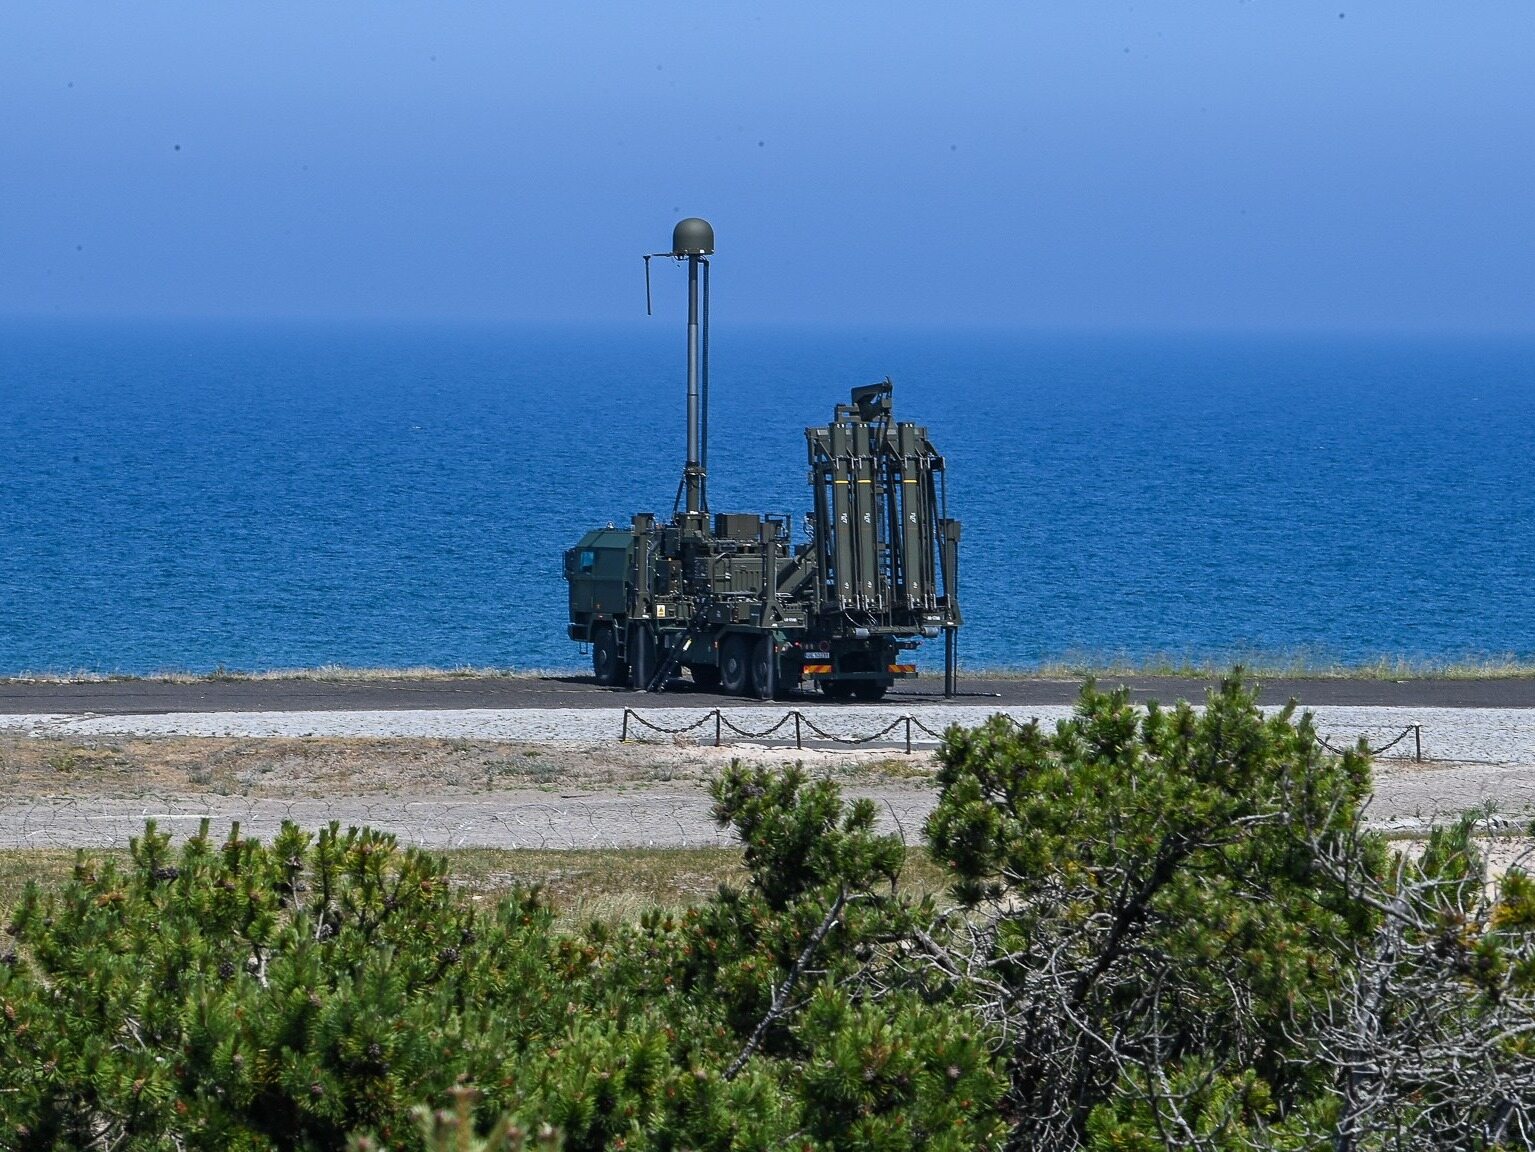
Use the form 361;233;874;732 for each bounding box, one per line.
622;708;1426;761
622;707;948;753
1315;723;1423;760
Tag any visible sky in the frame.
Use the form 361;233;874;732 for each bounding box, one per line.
2;3;1532;333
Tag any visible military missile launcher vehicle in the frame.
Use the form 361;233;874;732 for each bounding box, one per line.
564;219;961;700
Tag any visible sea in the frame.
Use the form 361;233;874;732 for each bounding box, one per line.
2;319;1532;677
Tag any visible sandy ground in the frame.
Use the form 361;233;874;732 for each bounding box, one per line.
0;700;1532;854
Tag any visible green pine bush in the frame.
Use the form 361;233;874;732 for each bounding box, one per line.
1;777;1003;1151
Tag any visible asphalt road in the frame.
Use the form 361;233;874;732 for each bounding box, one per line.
4;673;1535;716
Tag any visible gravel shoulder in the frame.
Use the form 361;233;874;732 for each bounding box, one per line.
5;701;1533;763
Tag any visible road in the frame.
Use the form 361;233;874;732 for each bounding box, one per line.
5;672;1535;716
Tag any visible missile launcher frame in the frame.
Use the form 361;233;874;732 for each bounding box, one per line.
563;220;961;700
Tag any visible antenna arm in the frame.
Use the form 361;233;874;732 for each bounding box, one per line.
642;251;691;317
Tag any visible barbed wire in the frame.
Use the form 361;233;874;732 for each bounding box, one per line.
622;707;1426;761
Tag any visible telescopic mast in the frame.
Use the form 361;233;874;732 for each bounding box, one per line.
648;217;715;520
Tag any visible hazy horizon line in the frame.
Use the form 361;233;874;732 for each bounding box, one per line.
4;310;1533;343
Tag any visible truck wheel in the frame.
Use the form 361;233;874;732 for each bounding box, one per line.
820;680;855;700
690;665;722;691
719;637;750;696
852;681;889;702
592;627;627;687
749;639;775;699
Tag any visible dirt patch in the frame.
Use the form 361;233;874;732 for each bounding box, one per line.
0;732;936;801
5;731;1533;857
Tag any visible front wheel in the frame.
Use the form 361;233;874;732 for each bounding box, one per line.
719;636;750;696
592;627;627;687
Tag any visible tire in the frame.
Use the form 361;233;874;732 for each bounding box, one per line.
852;681;889;702
592;626;627;687
628;624;655;690
749;638;775;700
719;636;750;696
820;680;855;700
689;665;722;691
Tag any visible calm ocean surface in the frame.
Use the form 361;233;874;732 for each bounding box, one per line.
2;319;1532;676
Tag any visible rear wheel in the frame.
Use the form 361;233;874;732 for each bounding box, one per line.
852;680;889;702
719;636;750;696
819;680;855;700
592;626;627;687
689;665;722;691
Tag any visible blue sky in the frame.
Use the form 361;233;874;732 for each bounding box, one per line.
3;3;1531;332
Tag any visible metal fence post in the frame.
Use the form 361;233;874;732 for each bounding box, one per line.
1414;723;1422;762
795;711;802;750
621;709;630;742
904;716;912;755
944;627;957;699
714;710;722;748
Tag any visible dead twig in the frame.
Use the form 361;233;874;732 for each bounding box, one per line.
723;885;848;1082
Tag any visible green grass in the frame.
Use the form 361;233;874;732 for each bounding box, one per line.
0;664;541;685
0;845;955;930
974;651;1535;682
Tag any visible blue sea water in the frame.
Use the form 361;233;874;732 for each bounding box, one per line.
2;319;1533;676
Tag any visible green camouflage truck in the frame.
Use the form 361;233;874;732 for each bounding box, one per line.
564;220;960;700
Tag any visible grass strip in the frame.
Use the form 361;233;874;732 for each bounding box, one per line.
981;651;1535;681
0;845;954;929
